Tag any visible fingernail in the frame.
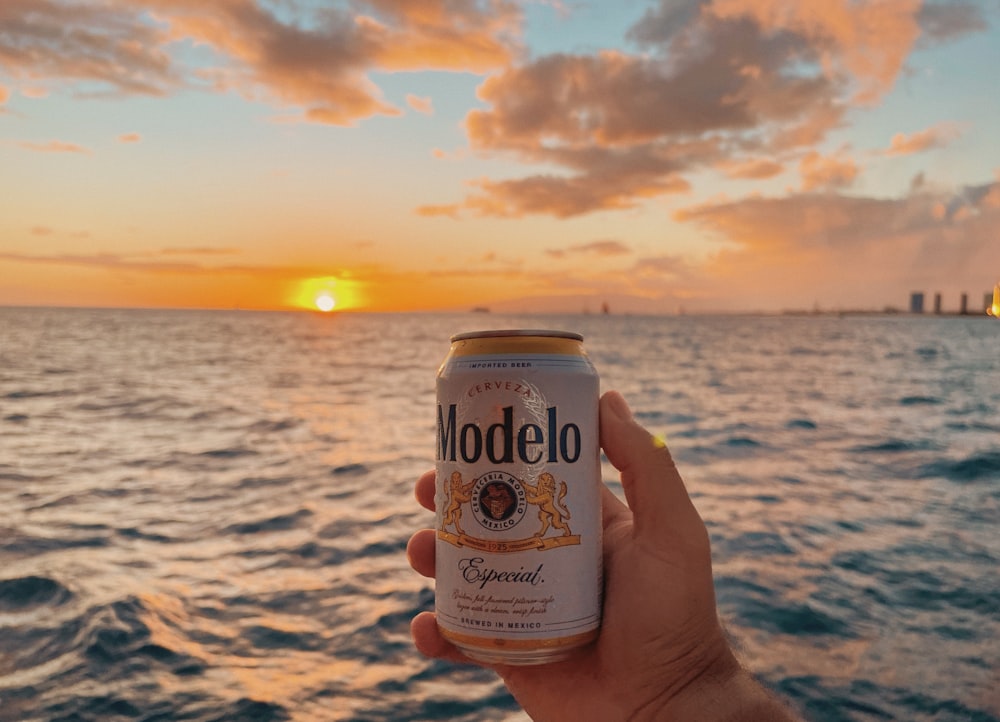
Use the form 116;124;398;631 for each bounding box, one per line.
604;390;633;421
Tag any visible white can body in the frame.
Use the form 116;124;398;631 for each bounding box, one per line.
434;330;602;665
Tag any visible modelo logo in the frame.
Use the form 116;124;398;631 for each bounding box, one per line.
437;404;581;464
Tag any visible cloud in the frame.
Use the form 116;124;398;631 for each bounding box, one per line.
0;1;179;97
118;132;142;143
17;139;91;154
0;0;522;125
158;246;239;256
414;203;461;219
427;0;976;218
0;247;291;278
799;150;858;191
30;225;53;236
546;239;632;259
704;0;923;105
447;171;691;219
676;192;914;251
405;93;433;115
417;0;989;220
917;0;989;44
719;157;785;180
884;122;964;156
672;179;1000;308
0;251;202;274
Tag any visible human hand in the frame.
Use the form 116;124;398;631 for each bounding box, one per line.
408;390;799;721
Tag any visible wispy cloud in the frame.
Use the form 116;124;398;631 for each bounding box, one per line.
673;177;1000;307
719;157;785;181
157;246;239;256
546;240;632;259
405;94;433;115
0;251;201;274
118;132;142;143
17;139;91;154
884;122;965;156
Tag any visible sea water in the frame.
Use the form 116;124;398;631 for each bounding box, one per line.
0;308;997;721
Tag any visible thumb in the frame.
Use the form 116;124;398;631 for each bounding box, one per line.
599;391;703;543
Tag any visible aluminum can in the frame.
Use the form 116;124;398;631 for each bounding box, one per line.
434;329;602;665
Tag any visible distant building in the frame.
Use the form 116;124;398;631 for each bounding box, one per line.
910;292;925;313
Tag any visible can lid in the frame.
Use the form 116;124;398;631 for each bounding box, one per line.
450;329;583;342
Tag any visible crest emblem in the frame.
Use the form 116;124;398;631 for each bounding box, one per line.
439;469;581;552
470;471;527;532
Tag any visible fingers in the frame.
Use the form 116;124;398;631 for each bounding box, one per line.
599;390;701;543
410;471;473;665
415;469;436;511
407;528;436;578
411;612;478;665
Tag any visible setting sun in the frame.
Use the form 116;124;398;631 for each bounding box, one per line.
290;276;353;312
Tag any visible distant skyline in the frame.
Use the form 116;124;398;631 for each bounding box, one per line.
1;0;999;314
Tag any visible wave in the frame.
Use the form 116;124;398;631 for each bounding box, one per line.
918;450;1000;482
0;575;74;611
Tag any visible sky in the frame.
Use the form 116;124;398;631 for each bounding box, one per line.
1;0;999;314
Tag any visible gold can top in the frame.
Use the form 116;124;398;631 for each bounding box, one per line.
448;329;585;357
450;329;583;342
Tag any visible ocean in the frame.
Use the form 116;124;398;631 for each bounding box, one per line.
0;307;997;722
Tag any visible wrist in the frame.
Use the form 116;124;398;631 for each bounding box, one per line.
633;641;799;722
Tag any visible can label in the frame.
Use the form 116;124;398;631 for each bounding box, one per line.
435;348;601;655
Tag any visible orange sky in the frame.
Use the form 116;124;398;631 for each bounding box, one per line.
1;0;998;314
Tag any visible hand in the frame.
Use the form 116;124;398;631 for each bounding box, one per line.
407;390;799;721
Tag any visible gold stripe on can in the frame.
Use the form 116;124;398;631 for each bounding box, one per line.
434;329;602;665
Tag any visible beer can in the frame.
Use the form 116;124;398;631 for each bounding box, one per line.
434;329;602;665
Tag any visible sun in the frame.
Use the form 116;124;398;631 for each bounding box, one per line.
290;275;363;312
315;292;336;312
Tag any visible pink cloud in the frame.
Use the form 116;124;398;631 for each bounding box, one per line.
885;122;964;156
414;203;461;219
405;93;433;115
118;132;142;143
799;151;858;191
720;157;785;180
